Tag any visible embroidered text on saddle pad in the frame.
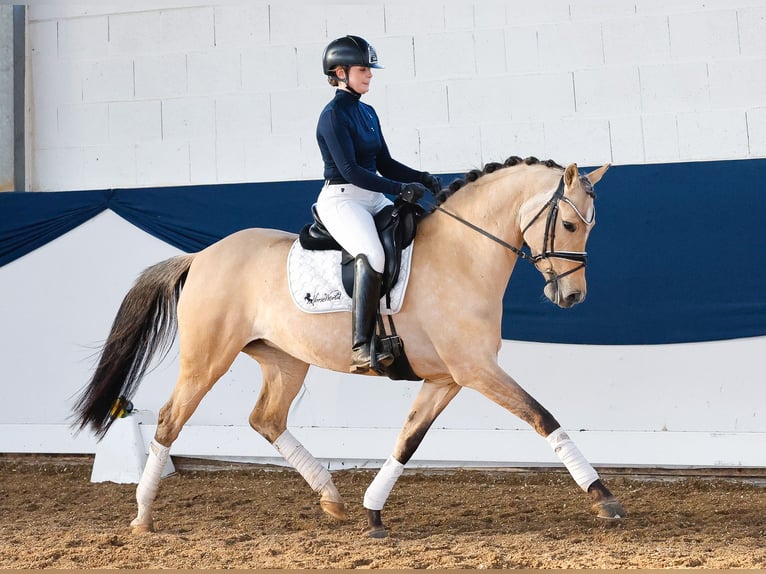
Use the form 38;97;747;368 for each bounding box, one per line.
286;239;413;314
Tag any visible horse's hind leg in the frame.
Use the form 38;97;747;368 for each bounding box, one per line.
364;378;462;538
130;334;244;533
244;343;348;521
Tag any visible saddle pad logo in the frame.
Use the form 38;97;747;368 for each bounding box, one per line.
286;240;413;314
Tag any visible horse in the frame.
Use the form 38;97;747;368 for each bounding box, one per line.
73;155;626;538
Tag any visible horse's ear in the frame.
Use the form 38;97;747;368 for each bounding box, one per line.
564;163;578;187
586;163;611;186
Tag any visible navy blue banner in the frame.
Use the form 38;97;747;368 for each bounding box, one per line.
2;159;764;345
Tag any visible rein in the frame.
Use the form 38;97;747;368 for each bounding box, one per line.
430;176;593;285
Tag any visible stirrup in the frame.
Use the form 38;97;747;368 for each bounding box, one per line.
349;346;393;373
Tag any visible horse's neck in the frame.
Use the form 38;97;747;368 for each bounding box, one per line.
423;167;559;295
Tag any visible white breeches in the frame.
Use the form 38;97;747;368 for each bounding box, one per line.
315;182;393;274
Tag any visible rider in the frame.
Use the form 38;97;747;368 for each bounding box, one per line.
316;35;441;373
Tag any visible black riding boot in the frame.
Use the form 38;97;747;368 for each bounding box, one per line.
350;254;393;373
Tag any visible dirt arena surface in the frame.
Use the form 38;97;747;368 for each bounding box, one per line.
0;455;764;569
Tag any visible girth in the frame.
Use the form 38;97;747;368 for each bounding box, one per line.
298;199;425;299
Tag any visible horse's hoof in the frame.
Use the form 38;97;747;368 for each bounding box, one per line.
593;499;627;520
129;519;155;534
365;525;388;539
320;500;349;521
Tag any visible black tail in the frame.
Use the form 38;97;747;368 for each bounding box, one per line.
72;254;194;439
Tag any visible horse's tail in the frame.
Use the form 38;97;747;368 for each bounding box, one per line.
72;254;195;439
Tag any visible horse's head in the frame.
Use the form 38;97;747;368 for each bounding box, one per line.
520;162;610;308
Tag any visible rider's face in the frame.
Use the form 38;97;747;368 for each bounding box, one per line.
339;66;372;94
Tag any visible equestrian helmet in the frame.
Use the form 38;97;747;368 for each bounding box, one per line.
322;35;383;76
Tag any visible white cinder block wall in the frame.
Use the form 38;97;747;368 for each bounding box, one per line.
27;1;766;192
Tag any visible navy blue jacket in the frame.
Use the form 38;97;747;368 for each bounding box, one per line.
316;89;423;195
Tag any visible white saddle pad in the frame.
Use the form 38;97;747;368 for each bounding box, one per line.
287;239;413;314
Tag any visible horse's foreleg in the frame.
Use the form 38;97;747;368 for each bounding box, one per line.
245;345;348;521
364;378;461;538
459;365;626;520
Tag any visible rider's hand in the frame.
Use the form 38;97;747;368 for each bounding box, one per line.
399;182;427;204
420;172;442;196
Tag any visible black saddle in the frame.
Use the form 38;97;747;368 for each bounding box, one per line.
298;199;426;300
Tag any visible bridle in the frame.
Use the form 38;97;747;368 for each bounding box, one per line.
431;176;595;286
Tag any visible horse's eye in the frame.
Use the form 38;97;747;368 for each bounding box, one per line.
562;220;576;232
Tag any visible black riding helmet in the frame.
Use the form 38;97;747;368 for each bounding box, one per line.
322;35;384;79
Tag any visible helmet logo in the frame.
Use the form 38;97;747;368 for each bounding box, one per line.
368;45;378;65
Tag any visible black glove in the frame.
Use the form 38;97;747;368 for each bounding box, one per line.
399;182;427;204
421;171;442;196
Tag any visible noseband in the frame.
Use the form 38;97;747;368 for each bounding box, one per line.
432;176;594;286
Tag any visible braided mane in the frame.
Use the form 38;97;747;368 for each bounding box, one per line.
434;156;565;206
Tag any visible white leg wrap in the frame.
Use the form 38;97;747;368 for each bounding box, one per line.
136;439;170;508
273;430;331;493
546;428;599;492
363;455;404;511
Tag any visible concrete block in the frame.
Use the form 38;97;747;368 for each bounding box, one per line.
134;53;187;99
369;36;416;81
188;50;241;95
385;4;446;35
189;138;217;184
709;59;766;109
505;27;540;74
387;81;447;128
324;4;385;40
746;107;766;156
213;5;269;48
445;3;475;31
30;104;59;148
31;147;82;191
108;11;161;55
216;137;246;183
639;62;709;113
602;15;670;65
242;45;299;93
269;5;327;44
82;58;134;103
418;124;482;173
570;0;637;21
270;88;326;136
162;98;215;140
136;140;190;186
537;21;604;71
297;42;332;89
57;103;109;146
159;7;214;53
414;32;476;80
668;10;739;61
244;134;302;181
635;1;709;16
508;72;575;121
298;133;326;180
28;20;57;59
474;3;507;28
81;144;137;189
738;6;766;57
109;100;162;144
58;15;108;59
30;57;83;105
475;28;507;76
543;117;612;167
574;66;641;116
609;115;645;165
377;126;421;171
677;110;748;160
447;77;512;126
642;113;679;162
502;1;570;26
215;93;270;140
480;121;546;165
